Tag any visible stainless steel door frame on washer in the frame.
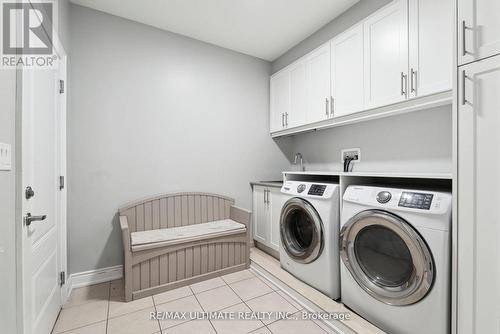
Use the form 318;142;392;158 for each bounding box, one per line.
280;198;324;264
340;209;434;306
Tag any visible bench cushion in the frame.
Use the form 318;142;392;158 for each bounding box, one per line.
130;219;246;252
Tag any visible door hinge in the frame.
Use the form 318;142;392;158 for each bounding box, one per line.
60;271;66;286
59;80;65;94
59;176;65;190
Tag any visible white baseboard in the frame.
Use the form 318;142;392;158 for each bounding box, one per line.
65;265;123;301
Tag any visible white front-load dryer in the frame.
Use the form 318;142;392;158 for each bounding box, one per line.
340;185;452;334
280;180;340;299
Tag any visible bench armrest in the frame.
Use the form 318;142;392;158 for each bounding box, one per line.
120;215;131;251
230;206;252;228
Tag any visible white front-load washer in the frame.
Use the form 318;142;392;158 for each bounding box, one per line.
280;180;340;299
340;185;452;334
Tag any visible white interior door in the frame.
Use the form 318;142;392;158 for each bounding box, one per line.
331;24;364;118
21;56;66;334
363;0;408;109
458;0;500;66
408;0;452;98
457;55;500;334
306;43;331;124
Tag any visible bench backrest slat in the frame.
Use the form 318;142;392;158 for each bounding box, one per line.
119;192;235;233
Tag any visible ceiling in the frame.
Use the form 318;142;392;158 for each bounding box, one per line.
70;0;359;61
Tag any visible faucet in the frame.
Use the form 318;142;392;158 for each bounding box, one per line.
293;153;304;171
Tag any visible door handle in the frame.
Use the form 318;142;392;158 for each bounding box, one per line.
410;68;416;94
400;72;406;97
462;20;468;57
330;96;334;117
24;213;47;226
461;70;468;105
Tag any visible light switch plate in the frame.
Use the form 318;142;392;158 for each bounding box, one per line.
0;143;12;171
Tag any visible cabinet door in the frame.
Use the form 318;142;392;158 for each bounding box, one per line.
268;188;286;251
289;60;307;128
458;55;500;334
363;0;408;109
408;0;452;98
331;25;364;118
252;187;269;244
306;43;331;124
270;70;290;133
458;0;500;66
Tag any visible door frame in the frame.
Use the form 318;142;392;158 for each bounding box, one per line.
15;28;67;334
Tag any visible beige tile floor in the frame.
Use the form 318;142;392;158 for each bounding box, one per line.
52;269;335;334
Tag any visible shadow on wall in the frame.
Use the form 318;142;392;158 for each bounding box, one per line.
288;105;452;174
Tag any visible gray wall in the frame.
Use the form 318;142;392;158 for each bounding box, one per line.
272;0;451;175
0;69;18;334
272;0;391;73
67;5;291;274
289;106;452;174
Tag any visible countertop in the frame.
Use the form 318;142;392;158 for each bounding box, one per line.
250;181;283;188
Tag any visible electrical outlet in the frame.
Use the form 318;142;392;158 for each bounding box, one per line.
341;148;361;163
0;143;12;171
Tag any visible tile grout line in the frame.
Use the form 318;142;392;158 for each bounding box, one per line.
105;282;111;334
151;289;162;334
188;285;220;334
224;277;268;330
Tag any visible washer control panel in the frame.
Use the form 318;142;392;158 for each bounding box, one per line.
376;191;392;204
398;192;434;210
281;181;337;199
308;184;327;196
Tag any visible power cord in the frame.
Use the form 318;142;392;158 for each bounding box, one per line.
343;155;358;172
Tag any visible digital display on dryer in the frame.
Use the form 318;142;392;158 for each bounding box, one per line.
398;192;433;210
308;184;327;196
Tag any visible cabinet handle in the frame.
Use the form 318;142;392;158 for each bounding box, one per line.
325;98;329;116
461;70;468;105
462;21;468;56
285;113;289;126
281;113;285;127
410;68;416;94
400;72;407;97
330;96;334;117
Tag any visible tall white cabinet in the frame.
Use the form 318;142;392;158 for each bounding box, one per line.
457;0;500;333
457;56;500;334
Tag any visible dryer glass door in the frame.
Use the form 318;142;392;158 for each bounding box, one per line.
340;210;434;306
280;198;324;264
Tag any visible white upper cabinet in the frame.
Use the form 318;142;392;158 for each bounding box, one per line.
269;0;453;135
458;0;500;66
289;59;308;128
305;43;331;123
363;0;408;109
331;25;364;118
408;0;452;98
270;70;290;132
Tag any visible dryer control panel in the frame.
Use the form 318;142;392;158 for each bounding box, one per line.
281;181;337;199
398;192;434;210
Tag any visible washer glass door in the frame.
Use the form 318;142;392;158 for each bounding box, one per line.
340;210;434;305
280;198;324;264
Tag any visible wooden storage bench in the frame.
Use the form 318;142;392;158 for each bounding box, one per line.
119;192;251;301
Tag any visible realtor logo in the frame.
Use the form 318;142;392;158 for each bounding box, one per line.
1;0;56;68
